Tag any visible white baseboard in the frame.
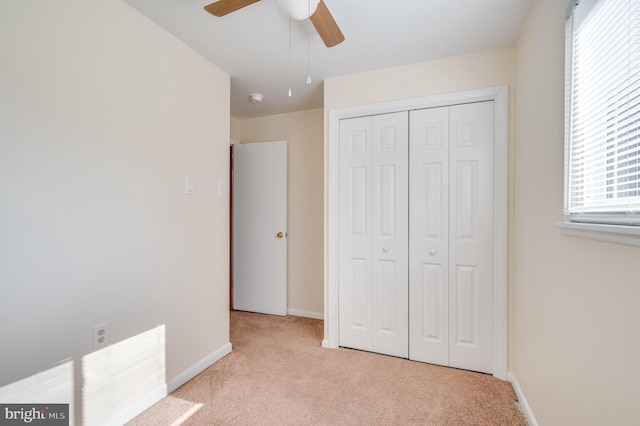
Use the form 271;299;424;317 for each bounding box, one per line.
287;309;324;320
104;384;167;426
508;371;538;426
167;342;232;394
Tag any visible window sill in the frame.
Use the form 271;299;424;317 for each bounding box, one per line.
555;222;640;248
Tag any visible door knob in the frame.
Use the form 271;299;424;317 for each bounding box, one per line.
382;247;390;253
276;232;287;239
429;249;437;255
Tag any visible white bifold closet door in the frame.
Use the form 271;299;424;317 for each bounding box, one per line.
338;101;494;374
409;102;494;374
338;112;409;358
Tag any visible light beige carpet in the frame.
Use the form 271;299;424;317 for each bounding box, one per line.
129;311;526;425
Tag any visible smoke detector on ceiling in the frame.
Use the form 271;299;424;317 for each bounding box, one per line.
249;93;264;104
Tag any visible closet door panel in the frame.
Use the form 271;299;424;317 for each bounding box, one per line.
339;116;374;351
448;101;494;374
372;112;409;358
339;101;496;373
409;107;450;365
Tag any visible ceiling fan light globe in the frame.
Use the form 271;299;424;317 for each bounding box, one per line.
278;0;320;21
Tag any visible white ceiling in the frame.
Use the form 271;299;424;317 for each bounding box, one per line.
123;0;534;119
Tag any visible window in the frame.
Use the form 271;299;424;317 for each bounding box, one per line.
565;0;640;226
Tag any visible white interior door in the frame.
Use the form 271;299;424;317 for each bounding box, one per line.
409;101;494;374
372;112;409;357
233;141;287;316
338;102;495;373
338;112;408;358
409;106;451;366
448;101;494;373
330;88;508;378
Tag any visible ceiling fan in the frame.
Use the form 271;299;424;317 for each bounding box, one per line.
204;0;345;47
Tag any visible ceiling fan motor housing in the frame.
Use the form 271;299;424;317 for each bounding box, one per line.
278;0;321;20
204;0;345;48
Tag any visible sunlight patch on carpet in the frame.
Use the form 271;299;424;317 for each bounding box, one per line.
126;395;203;425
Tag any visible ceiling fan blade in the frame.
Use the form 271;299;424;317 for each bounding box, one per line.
204;0;261;17
310;0;345;48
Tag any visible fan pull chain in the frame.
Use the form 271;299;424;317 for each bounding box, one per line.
288;17;292;97
306;0;312;84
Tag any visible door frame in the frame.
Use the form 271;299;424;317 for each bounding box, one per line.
324;86;509;380
230;141;235;311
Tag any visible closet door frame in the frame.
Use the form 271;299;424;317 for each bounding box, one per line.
324;86;509;380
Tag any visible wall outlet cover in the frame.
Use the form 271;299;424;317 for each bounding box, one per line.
92;322;109;351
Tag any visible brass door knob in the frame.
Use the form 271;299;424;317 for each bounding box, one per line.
276;232;287;238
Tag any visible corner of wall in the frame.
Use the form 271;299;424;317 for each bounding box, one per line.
508;372;539;426
167;342;232;394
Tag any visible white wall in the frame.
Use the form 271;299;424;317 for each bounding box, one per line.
512;0;640;424
0;0;230;419
231;116;242;142
324;48;515;110
235;109;324;315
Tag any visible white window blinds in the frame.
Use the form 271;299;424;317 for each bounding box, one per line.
566;0;640;225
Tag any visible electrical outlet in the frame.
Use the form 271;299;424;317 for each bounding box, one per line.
92;322;109;351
